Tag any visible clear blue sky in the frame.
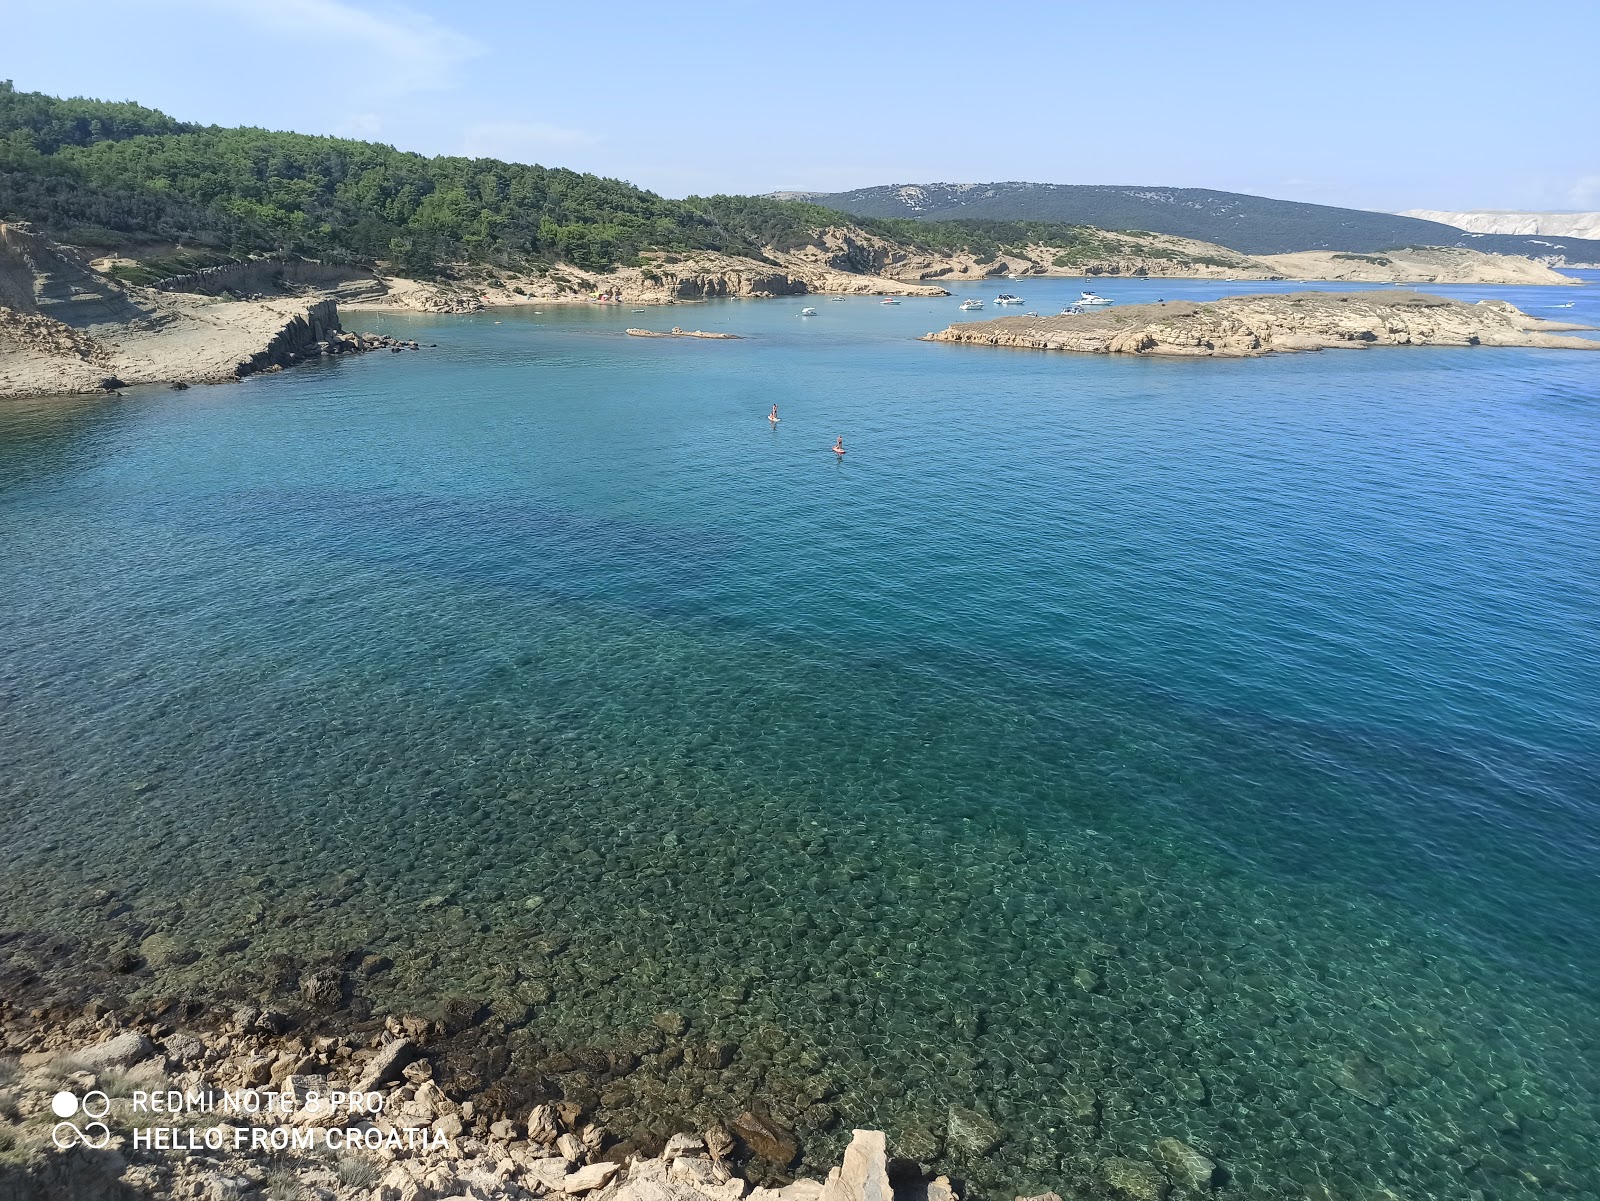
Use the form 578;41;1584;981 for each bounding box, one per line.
7;0;1598;213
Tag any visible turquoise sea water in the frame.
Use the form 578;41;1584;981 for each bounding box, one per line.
3;275;1599;1198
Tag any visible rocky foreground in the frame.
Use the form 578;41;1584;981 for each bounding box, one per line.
0;1021;1217;1201
923;291;1598;358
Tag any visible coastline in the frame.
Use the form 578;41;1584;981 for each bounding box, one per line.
0;974;1210;1201
924;291;1599;358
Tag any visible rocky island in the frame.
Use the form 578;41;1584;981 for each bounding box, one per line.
923;291;1598;358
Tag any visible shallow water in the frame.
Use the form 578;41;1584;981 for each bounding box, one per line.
3;274;1600;1198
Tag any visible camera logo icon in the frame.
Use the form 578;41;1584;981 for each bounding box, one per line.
51;1090;112;1149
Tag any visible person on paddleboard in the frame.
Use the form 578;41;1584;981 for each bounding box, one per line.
833;436;845;456
769;404;780;424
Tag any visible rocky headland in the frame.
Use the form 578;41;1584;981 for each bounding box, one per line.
0;223;418;399
923;291;1599;358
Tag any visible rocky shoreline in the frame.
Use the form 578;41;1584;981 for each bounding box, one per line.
0;996;1218;1201
923;291;1599;358
0;223;425;399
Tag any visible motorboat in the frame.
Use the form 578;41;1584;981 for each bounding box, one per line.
800;307;817;316
995;294;1025;305
959;299;984;311
830;296;847;302
881;298;900;305
1077;291;1114;307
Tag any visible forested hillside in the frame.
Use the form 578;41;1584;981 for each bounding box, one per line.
797;182;1600;262
0;84;1197;281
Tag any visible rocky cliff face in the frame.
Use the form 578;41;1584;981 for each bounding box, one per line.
153;257;386;301
1401;209;1600;238
233;299;342;377
0;221;161;329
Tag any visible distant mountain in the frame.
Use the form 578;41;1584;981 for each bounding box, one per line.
791;183;1600;263
1400;209;1600;239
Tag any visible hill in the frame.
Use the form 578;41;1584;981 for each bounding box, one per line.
1400;209;1600;239
790;182;1600;263
0;83;1578;337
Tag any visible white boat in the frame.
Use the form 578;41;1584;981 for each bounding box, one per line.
830;296;846;302
1077;291;1114;307
958;299;984;311
995;294;1025;305
881;298;900;305
800;307;817;316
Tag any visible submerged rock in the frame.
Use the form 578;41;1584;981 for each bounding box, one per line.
733;1108;800;1166
1099;1157;1169;1201
1153;1138;1217;1191
946;1107;1006;1156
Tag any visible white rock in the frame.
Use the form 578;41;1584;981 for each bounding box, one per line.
820;1130;891;1201
358;1038;417;1091
563;1162;621;1193
75;1031;153;1073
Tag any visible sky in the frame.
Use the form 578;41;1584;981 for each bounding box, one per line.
5;0;1598;214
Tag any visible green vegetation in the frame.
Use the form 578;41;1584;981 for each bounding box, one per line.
1;83;1262;279
808;180;1600;261
1333;253;1393;265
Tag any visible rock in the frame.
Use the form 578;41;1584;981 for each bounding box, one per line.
284;1074;329;1112
1333;1053;1390;1106
299;967;345;1010
705;1125;736;1162
358;1038;417;1091
732;1108;800;1166
162;1031;205;1065
820;1129;891;1201
663;1133;707;1162
752;1183;825;1201
895;1125;943;1163
673;1156;733;1188
1099;1158;1169;1201
926;1178;958;1201
100;376;126;390
945;1108;1006;1157
523;1158;574;1191
1016;1194;1062;1201
654;1011;689;1036
562;1162;619;1193
1153;1138;1216;1191
139;932;197;968
1062;1088;1101;1125
697;1040;736;1069
558;1132;585;1163
255;1010;294;1035
75;1031;153;1073
237;1055;273;1086
490;1118;517;1140
433;1111;464;1139
526;1103;561;1144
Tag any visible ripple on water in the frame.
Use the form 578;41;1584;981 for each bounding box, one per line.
3;282;1600;1197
